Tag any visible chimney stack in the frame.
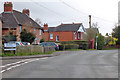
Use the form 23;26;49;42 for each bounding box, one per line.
4;2;13;12
22;9;30;16
89;15;91;28
44;23;48;31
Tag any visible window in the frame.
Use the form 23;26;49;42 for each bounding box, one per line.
56;36;59;41
39;29;41;35
78;33;80;39
81;33;83;39
50;33;53;39
74;32;77;39
20;26;22;33
34;28;36;34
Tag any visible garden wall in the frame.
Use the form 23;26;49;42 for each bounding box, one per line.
16;45;55;53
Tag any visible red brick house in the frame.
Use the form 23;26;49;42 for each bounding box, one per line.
43;23;85;42
0;2;43;44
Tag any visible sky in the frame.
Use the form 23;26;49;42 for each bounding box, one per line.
0;0;119;35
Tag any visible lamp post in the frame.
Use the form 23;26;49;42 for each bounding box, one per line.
96;36;98;50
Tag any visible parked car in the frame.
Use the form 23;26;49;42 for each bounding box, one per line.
8;41;24;46
22;42;30;45
40;42;59;50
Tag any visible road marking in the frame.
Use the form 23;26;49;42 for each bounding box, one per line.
0;57;49;73
0;70;6;73
0;58;47;73
0;59;30;68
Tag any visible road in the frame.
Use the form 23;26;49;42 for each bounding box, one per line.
2;50;118;78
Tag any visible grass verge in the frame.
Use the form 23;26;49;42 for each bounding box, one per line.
1;51;54;57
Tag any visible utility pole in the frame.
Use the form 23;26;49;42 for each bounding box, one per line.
89;15;91;28
0;19;2;53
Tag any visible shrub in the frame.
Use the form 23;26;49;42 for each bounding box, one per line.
59;44;64;50
40;39;44;43
97;34;105;50
60;40;89;50
59;44;79;50
82;43;89;50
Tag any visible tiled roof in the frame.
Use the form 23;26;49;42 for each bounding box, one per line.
1;10;42;29
48;23;83;32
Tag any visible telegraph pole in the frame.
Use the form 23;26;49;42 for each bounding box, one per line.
89;15;91;28
0;19;2;53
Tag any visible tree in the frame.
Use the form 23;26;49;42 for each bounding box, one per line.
112;25;120;45
116;26;120;45
97;34;105;50
112;26;118;38
85;28;98;40
35;18;43;26
20;29;36;44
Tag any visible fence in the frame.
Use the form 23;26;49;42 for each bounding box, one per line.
15;45;55;54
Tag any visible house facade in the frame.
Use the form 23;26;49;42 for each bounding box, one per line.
43;23;85;42
0;2;43;44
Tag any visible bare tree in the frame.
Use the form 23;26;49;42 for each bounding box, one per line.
35;18;43;26
84;28;98;40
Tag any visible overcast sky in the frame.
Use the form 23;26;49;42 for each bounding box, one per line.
0;0;119;35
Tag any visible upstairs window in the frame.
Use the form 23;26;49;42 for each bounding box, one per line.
39;29;41;35
34;28;36;34
20;26;22;33
50;33;53;39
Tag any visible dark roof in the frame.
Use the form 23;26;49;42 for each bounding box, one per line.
1;10;42;29
48;23;83;32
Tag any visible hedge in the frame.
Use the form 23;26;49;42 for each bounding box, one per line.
60;40;89;50
59;44;79;50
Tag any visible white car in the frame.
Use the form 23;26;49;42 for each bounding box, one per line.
8;41;24;46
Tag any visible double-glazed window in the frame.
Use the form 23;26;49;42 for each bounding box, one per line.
50;33;53;39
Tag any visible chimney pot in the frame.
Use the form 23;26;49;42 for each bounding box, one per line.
22;9;30;16
44;23;48;31
4;2;13;12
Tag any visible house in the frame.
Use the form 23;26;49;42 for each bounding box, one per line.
0;2;43;44
43;23;85;42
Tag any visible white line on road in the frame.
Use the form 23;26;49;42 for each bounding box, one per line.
0;57;48;73
0;59;30;68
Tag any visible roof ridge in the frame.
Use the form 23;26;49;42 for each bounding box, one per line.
12;12;19;25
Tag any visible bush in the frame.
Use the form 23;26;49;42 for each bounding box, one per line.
59;44;79;50
40;39;44;43
60;40;89;50
59;44;64;50
82;43;89;50
97;34;105;50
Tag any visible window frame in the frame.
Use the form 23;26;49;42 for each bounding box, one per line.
50;33;53;39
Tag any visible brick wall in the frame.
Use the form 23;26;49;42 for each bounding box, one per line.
44;31;84;42
2;26;43;44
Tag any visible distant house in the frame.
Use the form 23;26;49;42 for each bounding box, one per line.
43;23;85;42
0;2;43;44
